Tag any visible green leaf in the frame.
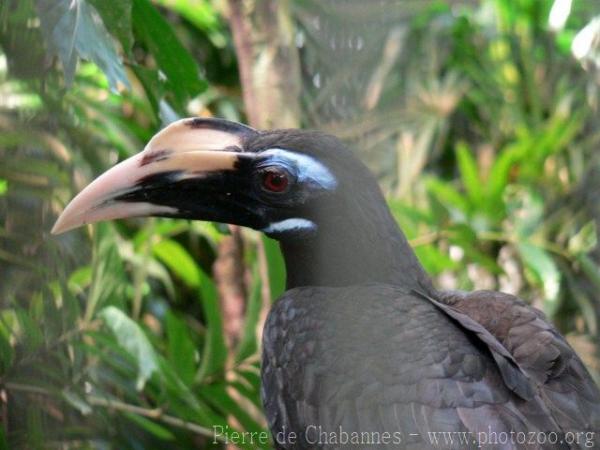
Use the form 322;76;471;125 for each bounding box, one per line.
99;306;159;390
67;265;92;296
486;144;522;205
88;0;133;55
131;64;164;116
152;239;201;288
153;0;220;32
15;309;44;353
578;254;600;292
37;0;129;90
425;177;469;220
415;245;458;275
0;426;8;450
568;221;597;255
0;331;14;375
86;223;128;321
262;236;285;302
456;142;483;206
131;0;206;106
517;242;561;316
197;268;227;381
124;412;175;440
236;264;262;362
0;179;7;196
166;312;197;386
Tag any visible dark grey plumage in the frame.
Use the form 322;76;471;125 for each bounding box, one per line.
262;286;600;449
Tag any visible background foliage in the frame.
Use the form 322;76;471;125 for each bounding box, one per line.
0;0;599;448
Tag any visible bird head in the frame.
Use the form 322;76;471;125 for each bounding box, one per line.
53;117;430;289
52;118;354;239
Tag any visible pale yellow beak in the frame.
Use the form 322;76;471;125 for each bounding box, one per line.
51;118;256;234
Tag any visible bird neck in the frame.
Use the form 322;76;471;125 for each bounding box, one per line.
279;189;435;293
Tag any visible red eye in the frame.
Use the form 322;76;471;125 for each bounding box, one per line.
262;169;290;193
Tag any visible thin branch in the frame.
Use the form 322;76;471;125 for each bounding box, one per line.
86;395;222;441
3;383;223;442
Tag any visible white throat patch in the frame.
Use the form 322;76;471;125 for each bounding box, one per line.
262;218;316;234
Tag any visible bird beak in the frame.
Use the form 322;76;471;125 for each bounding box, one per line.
52;118;258;235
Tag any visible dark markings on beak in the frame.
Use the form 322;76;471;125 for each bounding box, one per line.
140;149;173;167
232;152;256;171
186;117;257;137
133;171;184;190
222;145;243;153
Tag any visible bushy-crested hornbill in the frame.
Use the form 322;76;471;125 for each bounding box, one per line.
53;118;600;449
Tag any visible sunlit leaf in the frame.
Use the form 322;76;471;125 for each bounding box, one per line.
152;239;201;288
67;265;92;296
153;0;220;32
153;0;227;47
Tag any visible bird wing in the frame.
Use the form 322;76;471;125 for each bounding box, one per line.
261;285;589;450
437;289;600;435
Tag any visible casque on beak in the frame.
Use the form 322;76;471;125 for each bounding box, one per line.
51;118;258;235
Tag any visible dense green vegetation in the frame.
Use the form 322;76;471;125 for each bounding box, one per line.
0;0;599;448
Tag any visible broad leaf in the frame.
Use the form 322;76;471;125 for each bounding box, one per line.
131;0;206;106
37;0;129;90
89;0;134;55
152;239;201;288
99;306;159;390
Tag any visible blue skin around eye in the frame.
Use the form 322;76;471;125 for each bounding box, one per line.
260;149;338;190
258;149;337;234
